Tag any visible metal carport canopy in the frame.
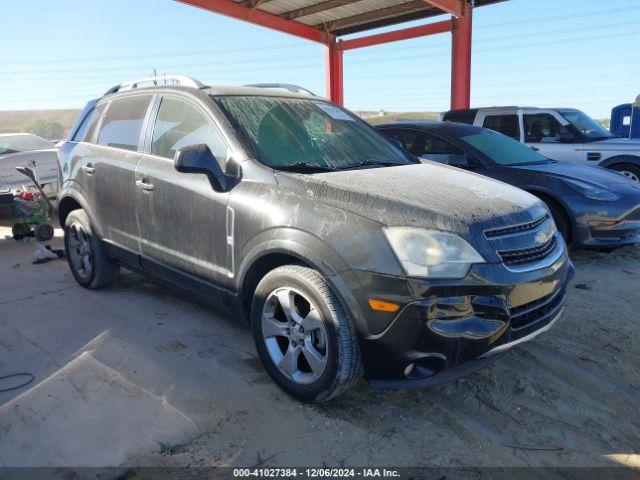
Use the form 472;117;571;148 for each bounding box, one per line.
175;0;506;109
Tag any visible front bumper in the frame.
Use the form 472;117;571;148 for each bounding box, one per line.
572;201;640;248
346;247;574;386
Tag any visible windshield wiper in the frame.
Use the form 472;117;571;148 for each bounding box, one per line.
339;159;405;170
273;162;335;172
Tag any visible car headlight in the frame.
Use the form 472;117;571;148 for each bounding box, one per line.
563;178;620;201
383;228;485;279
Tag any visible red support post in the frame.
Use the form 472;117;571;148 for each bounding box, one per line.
326;41;344;105
450;2;472;110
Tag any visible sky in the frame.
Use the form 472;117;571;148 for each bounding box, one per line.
0;0;639;118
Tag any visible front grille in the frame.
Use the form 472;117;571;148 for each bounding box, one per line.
510;286;565;330
484;214;560;269
485;214;549;238
499;236;557;266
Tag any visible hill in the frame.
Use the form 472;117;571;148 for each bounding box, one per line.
0;109;81;139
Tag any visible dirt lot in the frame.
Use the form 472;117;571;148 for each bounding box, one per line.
0;227;638;474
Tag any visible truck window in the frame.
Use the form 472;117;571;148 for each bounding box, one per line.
524;113;569;143
482;115;520;140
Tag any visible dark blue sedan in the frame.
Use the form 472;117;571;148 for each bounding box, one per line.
377;121;640;249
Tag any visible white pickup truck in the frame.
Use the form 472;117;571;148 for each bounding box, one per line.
440;106;640;182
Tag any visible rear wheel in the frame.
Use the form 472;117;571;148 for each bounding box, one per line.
251;265;362;402
64;209;119;288
609;163;640;183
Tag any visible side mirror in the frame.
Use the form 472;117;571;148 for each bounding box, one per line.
174;144;228;192
556;131;576;143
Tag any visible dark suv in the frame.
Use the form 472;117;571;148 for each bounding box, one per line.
58;76;574;402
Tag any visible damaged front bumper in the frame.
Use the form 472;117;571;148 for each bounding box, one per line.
345;246;574;388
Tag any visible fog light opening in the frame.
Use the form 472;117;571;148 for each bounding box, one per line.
404;355;447;380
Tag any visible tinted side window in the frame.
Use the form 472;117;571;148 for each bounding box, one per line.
524;114;570;143
151;96;228;165
97;95;152;151
73;104;105;143
389;129;462;156
483;114;520;140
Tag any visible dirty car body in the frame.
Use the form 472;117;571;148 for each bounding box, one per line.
57;82;574;400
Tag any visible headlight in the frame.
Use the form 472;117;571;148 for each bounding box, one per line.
383;228;485;279
563;178;620;201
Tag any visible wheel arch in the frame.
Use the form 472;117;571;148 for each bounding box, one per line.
525;188;573;244
598;154;640;169
57;192;104;237
236;229;366;335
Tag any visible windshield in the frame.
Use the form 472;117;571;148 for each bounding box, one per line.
214;96;412;170
558;109;612;141
460;130;550;165
0;134;51;156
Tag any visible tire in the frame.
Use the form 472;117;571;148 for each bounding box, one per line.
64;209;119;289
609;163;640;183
251;265;362;402
535;195;571;244
34;223;54;242
11;223;31;240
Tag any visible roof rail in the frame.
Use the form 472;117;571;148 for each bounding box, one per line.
244;83;317;97
104;75;205;96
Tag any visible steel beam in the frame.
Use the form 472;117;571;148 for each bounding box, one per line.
424;0;465;17
325;42;344;105
175;0;333;44
450;1;472;109
340;19;451;50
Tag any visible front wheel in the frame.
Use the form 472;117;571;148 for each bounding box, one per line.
251;265;362;402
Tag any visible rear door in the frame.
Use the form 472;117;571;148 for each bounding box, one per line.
90;94;154;255
135;93;233;284
477;111;522;141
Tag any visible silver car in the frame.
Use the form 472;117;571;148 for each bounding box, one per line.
0;133;59;198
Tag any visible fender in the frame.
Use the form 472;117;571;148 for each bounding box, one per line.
57;186;104;238
598;155;640;169
522;187;576;232
236;228;370;336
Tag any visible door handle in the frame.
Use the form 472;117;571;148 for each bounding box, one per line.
136;179;155;192
82;163;95;175
530;146;540;151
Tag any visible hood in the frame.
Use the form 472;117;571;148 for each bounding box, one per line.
512;161;640;194
589;137;640;151
275;162;546;238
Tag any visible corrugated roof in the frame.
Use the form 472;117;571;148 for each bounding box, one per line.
232;0;504;36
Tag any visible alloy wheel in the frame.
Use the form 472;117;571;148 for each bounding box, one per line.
67;222;93;281
261;287;329;385
620;170;640;183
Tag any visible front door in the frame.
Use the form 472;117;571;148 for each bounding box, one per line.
135;94;233;285
522;111;586;163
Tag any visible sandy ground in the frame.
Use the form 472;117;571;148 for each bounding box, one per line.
0;227;638;474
